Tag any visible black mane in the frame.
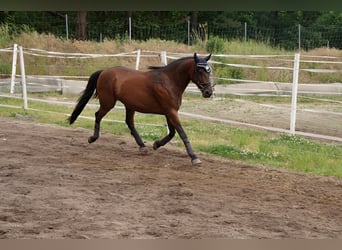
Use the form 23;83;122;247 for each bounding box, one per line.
148;56;193;71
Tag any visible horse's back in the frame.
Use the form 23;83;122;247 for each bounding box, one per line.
97;66;166;113
97;66;146;92
101;66;149;83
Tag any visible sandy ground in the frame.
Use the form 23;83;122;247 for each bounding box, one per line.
0;116;342;239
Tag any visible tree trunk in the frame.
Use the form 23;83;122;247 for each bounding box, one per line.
76;11;87;40
125;11;132;27
190;11;198;31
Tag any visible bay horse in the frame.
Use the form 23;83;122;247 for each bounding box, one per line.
68;53;213;165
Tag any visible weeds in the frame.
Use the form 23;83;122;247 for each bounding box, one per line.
206;36;225;53
204;144;282;161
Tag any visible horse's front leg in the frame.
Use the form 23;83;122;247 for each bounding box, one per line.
176;125;201;165
166;111;201;165
153;117;175;150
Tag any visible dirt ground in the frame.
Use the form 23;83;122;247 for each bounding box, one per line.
1;116;342;239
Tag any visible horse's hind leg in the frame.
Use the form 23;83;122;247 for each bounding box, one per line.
125;108;145;148
88;110;102;143
88;101;115;143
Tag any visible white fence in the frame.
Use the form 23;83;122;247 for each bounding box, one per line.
0;44;341;142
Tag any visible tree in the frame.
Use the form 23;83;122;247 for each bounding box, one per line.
75;11;87;40
0;11;9;23
190;11;198;31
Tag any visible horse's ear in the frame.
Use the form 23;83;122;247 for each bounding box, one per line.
194;52;199;63
205;53;212;61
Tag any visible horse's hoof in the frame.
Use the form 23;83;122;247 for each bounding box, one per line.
88;136;97;143
139;146;149;154
192;158;202;165
153;141;159;150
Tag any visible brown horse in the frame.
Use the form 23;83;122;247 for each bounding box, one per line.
68;53;213;164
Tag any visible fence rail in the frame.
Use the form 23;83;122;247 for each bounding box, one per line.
0;44;341;142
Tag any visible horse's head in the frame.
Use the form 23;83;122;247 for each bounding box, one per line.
192;53;214;98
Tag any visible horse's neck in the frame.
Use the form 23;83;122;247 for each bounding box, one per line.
167;60;193;94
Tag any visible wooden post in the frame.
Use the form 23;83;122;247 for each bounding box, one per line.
160;51;167;66
135;49;141;70
19;46;28;110
290;53;300;135
10;43;18;94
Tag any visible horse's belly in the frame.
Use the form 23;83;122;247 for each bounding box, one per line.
124;99;164;114
117;91;162;113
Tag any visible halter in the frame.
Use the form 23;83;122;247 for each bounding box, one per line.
196;62;211;73
194;62;212;90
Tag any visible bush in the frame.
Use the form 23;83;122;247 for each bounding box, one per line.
0;23;33;47
206;36;225;53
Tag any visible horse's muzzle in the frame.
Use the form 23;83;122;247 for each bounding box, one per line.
197;82;213;98
202;89;213;98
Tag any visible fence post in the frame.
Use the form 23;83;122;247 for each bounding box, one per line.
128;16;132;41
65;14;69;40
19;46;28;110
244;22;247;42
298;24;301;51
10;43;18;94
135;49;141;70
290;53;300;135
160;51;167;66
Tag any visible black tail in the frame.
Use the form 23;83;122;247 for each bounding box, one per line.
68;70;103;124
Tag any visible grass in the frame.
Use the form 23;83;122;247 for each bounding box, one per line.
1;27;342;84
194;123;342;177
0;93;341;178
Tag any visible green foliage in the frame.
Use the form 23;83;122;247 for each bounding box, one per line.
205;144;282;161
202;133;342;178
0;22;33;47
228;67;244;80
206;36;225;53
0;23;12;45
2;11;341;49
0;62;11;74
210;57;245;85
269;134;342;176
